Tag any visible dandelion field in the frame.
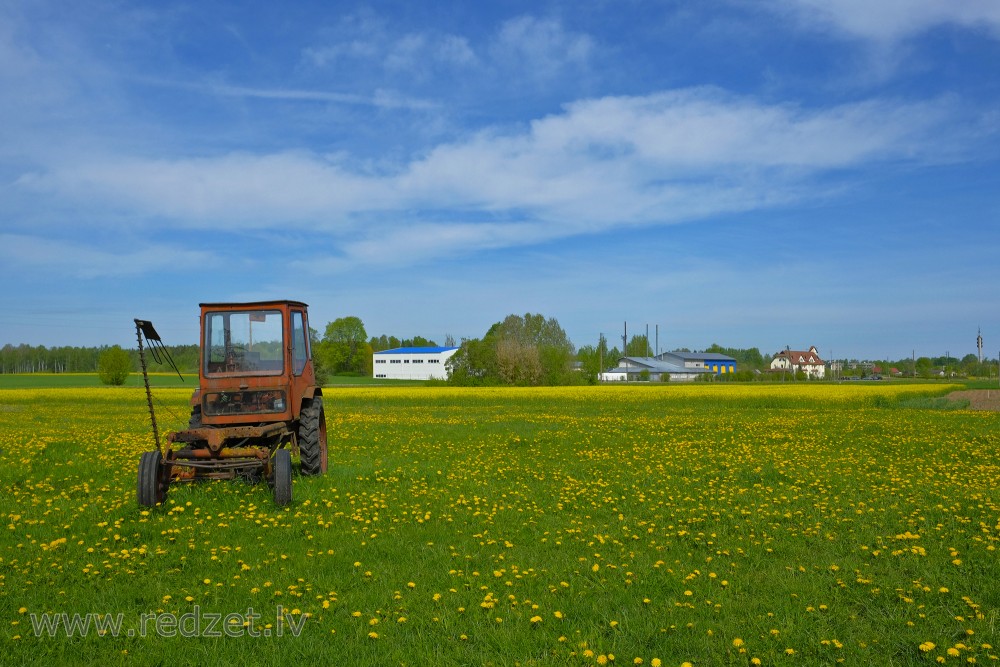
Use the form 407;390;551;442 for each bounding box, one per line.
1;383;998;665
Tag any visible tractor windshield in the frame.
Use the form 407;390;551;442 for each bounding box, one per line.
204;310;284;375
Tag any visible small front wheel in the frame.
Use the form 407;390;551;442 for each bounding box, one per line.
137;451;168;507
273;449;292;506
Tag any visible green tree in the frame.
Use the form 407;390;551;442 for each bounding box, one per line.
446;337;499;386
318;316;368;375
625;335;651;357
98;346;132;385
447;313;575;386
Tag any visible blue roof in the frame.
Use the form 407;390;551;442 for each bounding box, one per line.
605;357;707;374
374;346;459;355
658;351;736;362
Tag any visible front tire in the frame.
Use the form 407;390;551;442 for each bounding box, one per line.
137;451;168;507
273;449;292;506
298;397;328;476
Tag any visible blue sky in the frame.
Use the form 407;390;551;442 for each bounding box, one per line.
1;0;998;361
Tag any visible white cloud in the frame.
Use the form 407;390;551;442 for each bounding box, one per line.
13;88;969;270
16;152;389;227
302;10;478;76
772;0;1000;42
158;80;436;111
0;233;213;278
491;16;594;81
437;35;478;67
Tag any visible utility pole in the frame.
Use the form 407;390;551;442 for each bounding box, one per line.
623;321;628;383
599;333;604;382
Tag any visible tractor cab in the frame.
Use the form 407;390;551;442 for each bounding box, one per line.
194;301;316;427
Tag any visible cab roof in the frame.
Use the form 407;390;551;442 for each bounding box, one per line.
199;300;308;310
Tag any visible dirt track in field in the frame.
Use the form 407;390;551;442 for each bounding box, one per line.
946;389;1000;411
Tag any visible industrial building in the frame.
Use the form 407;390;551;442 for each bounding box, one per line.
372;346;459;380
656;351;737;375
600;356;707;382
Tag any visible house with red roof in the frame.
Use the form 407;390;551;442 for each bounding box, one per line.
770;345;826;379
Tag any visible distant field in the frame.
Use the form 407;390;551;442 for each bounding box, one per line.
0;373;195;389
1;383;997;665
0;373;426;389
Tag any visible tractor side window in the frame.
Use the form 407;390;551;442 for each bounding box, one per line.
292;311;307;376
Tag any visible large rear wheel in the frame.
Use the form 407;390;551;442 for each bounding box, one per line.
137;451;168;507
188;405;202;429
298;397;328;475
273;449;292;506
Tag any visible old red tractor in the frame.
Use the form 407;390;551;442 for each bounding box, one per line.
135;300;328;506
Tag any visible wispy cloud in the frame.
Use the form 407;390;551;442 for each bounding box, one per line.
0;233;214;278
769;0;1000;42
302;10;478;76
14;86;971;273
490;16;595;82
138;78;437;111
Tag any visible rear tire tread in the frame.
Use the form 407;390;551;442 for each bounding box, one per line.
298;397;328;476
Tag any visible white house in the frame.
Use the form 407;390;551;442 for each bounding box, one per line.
600;356;708;382
770;346;826;379
373;346;459;380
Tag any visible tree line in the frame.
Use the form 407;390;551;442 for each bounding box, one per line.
5;322;996;385
0;343;199;374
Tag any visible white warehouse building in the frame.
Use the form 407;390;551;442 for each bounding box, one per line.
373;346;460;381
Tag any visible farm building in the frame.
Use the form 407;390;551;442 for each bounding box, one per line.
600;356;708;382
656;350;737;375
770;345;826;379
373;346;459;380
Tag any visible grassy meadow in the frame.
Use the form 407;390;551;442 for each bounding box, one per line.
1;381;997;665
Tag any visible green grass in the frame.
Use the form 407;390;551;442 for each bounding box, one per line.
0;384;997;665
0;373;196;389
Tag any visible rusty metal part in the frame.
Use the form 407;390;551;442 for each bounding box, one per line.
166;446;276;481
135;320;162;455
167;422;291;452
